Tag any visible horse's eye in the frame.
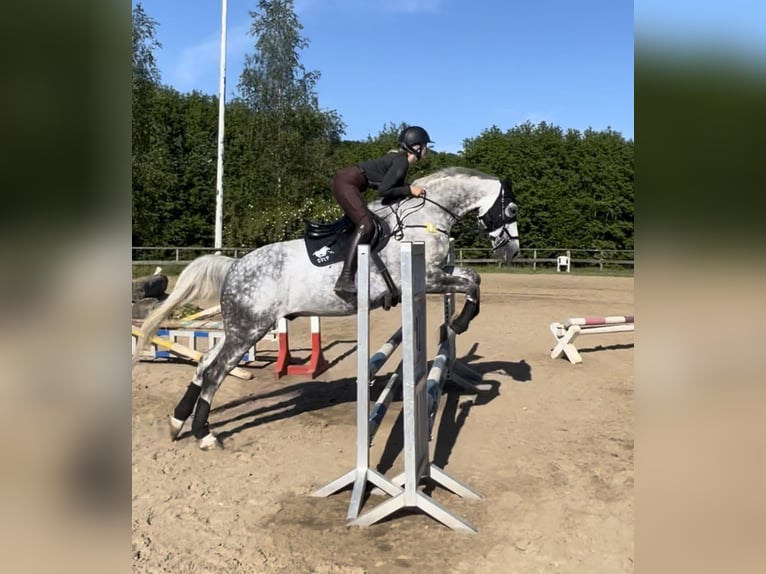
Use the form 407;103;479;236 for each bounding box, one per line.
504;203;517;219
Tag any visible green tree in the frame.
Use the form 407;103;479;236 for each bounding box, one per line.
147;89;219;246
463;122;633;250
132;3;163;246
129;0;633;257
228;0;344;246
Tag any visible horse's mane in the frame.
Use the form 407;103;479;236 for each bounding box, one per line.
368;166;496;211
412;167;497;194
415;166;495;185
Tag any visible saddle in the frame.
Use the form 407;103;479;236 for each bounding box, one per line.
303;214;399;309
305;214;355;243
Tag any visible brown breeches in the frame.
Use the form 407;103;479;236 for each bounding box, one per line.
332;166;374;243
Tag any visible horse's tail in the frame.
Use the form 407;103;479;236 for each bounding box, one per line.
132;254;235;366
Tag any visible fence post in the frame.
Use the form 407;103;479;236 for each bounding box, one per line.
533;249;537;270
600;249;604;271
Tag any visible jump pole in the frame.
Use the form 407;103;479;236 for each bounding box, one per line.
550;315;634;364
131;325;253;380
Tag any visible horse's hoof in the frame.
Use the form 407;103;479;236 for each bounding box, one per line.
451;318;468;334
169;416;186;440
198;433;222;450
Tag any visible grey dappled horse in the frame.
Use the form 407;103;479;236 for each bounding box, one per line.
133;167;520;450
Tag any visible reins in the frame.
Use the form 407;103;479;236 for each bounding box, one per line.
377;180;517;246
383;192;457;240
422;194;461;222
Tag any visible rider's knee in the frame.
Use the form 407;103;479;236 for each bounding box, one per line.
358;218;375;243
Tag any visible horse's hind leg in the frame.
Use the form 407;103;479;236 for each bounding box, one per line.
168;338;225;440
190;329;265;450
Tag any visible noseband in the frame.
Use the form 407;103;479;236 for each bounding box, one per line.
478;179;519;250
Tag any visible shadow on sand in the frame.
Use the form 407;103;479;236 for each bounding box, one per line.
180;341;528;505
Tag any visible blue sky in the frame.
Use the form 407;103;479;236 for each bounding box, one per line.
134;0;634;152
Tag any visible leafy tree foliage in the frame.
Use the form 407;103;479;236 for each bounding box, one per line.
463;122;633;249
225;0;344;246
132;3;163;246
131;4;633;254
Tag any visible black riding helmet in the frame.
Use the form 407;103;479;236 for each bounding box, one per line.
398;126;433;159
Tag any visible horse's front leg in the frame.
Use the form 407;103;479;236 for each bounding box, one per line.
426;266;481;334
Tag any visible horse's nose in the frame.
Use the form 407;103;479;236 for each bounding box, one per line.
500;241;520;263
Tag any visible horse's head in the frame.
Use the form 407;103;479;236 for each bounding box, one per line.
477;177;520;263
395;167;520;263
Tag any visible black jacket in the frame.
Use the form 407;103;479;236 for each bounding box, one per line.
357;151;412;204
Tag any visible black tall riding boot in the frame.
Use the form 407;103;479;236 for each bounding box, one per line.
334;225;367;300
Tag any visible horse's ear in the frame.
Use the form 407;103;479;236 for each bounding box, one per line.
502;177;513;192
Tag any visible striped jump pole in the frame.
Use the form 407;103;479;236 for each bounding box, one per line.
365;325;407;445
368;370;401;445
426;337;452;438
369;327;403;378
550;315;634;364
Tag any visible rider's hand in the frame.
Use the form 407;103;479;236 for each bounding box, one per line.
410;185;426;197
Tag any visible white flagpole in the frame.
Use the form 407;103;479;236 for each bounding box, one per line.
214;0;228;251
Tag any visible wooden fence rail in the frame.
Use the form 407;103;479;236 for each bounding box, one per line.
131;246;634;271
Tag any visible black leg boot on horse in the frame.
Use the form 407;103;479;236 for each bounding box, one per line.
334;223;373;301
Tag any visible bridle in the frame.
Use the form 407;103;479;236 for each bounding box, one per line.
477;179;519;250
385;178;519;248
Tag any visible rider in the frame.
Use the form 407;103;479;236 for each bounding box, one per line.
332;125;433;299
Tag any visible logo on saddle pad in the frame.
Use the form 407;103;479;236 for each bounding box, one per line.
312;245;335;264
303;214;390;268
304;233;347;267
